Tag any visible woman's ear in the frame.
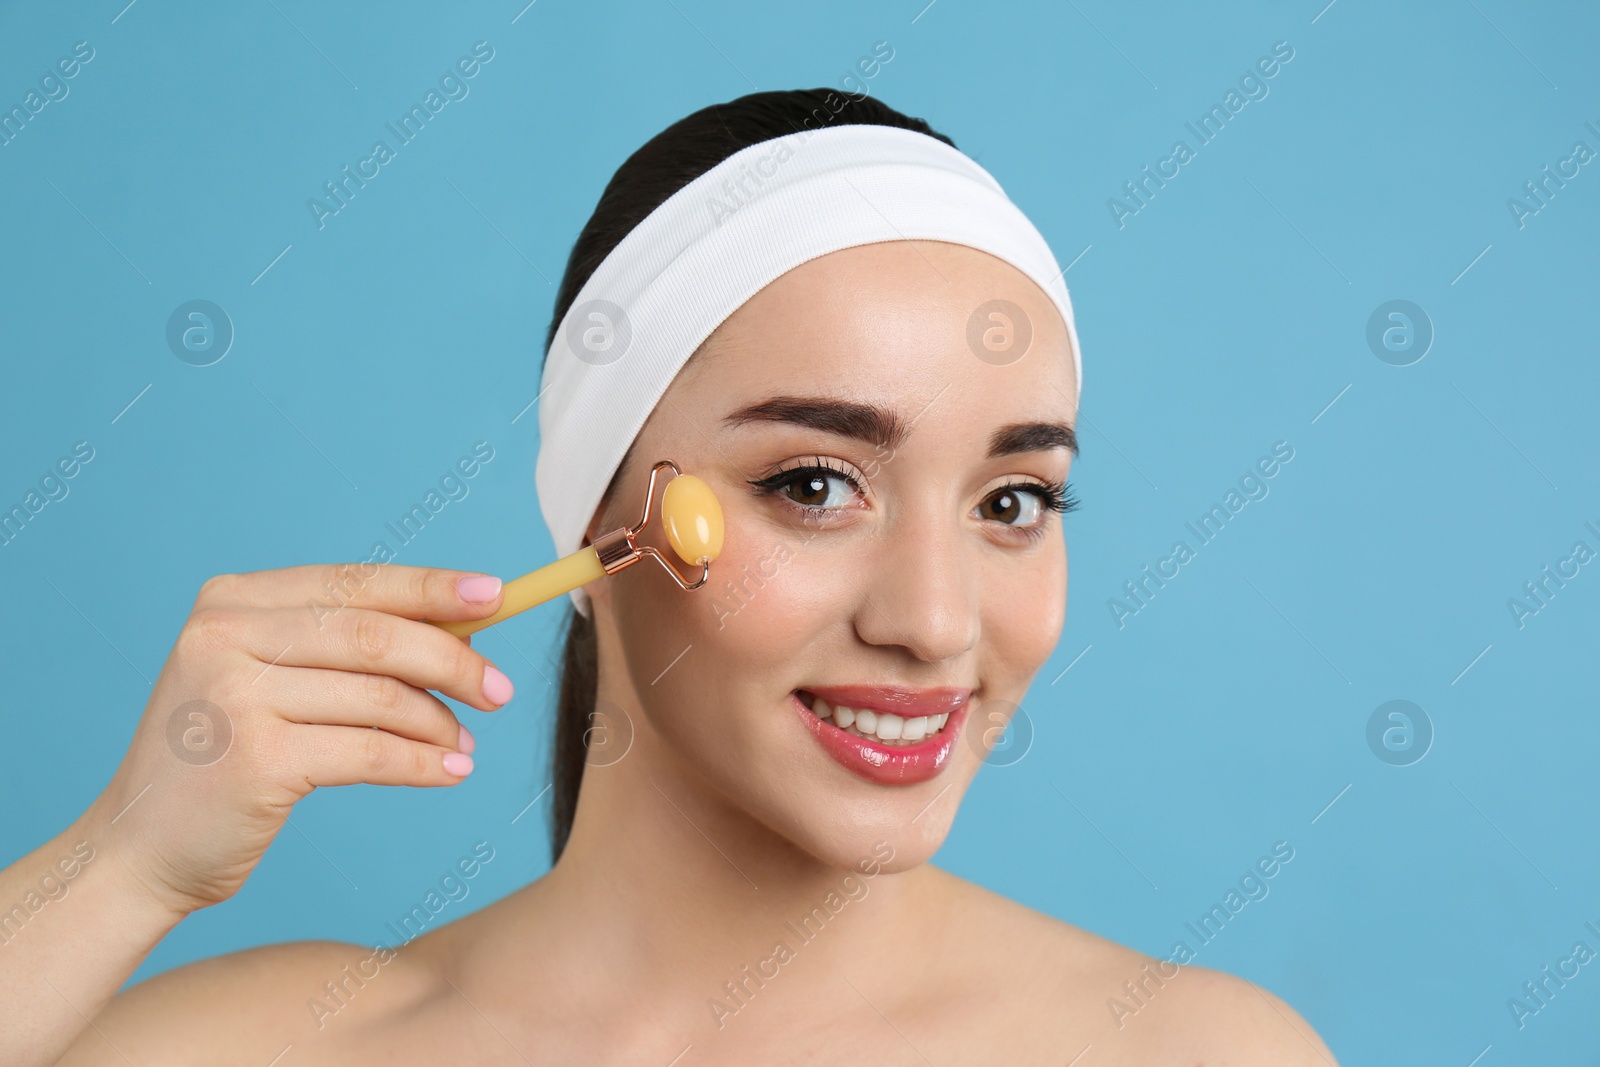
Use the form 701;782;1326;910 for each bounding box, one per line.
578;467;628;615
579;433;652;616
581;514;614;616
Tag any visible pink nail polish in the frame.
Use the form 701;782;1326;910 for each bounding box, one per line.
457;723;476;755
481;665;514;706
456;575;502;603
443;752;474;777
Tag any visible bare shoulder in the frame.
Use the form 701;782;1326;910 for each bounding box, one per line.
1131;964;1341;1065
57;938;442;1066
921;867;1339;1065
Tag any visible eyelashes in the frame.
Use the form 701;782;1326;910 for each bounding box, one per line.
746;457;1080;531
1031;479;1080;515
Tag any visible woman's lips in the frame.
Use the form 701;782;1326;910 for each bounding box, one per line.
792;685;971;785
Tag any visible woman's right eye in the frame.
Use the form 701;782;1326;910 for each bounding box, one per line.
748;461;864;511
775;468;857;508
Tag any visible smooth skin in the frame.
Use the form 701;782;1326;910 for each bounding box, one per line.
10;241;1339;1065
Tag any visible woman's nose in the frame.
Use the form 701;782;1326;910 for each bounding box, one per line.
851;519;979;665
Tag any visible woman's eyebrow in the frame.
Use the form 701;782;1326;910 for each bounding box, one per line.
722;395;1077;458
989;421;1078;458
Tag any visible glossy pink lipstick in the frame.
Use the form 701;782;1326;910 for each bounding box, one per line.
793;685;971;785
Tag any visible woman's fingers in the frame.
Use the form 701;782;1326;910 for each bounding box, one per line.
86;565;507;920
254;664;469;752
195;563;506;623
191;605;514;713
285;723;474;788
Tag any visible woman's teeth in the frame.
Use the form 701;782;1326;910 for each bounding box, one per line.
811;696;950;746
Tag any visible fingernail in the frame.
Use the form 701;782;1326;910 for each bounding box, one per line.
442;752;474;777
456;723;476;755
481;665;514;706
456;575;502;603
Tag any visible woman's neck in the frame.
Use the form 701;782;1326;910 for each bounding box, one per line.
454;716;939;1039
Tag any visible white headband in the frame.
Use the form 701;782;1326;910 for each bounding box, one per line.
536;122;1084;616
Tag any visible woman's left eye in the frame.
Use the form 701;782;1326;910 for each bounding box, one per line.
976;482;1076;528
977;487;1045;526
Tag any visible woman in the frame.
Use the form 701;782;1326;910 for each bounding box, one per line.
6;90;1337;1064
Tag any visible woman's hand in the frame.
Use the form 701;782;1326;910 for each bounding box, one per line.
86;563;512;918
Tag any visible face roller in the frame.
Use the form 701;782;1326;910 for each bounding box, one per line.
432;460;723;638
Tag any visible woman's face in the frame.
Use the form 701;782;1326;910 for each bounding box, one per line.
585;239;1079;872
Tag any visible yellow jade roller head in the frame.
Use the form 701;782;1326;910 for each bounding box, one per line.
434;460;723;638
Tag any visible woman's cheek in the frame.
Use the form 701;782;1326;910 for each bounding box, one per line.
698;533;837;658
990;547;1066;676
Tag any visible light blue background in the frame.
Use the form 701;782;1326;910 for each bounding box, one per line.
3;1;1597;1061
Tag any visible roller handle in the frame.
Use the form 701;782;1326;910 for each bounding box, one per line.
432;547;606;639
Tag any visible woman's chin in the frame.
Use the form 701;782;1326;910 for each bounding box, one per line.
758;787;963;874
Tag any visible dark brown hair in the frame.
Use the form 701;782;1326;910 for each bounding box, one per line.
541;88;957;864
